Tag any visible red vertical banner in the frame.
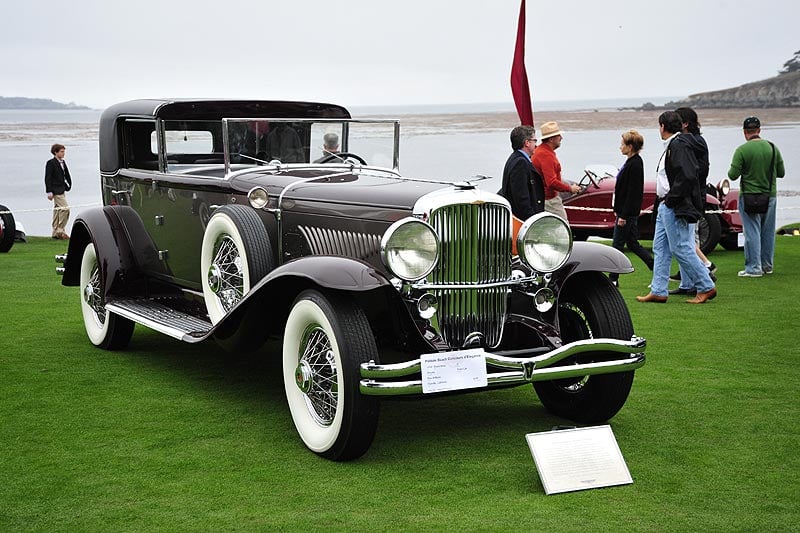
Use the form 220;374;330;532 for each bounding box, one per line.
511;0;534;126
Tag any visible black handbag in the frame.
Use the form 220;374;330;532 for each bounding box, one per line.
743;193;769;214
742;142;775;215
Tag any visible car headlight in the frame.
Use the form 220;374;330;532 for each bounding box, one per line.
247;186;269;209
717;179;730;196
381;217;439;281
517;212;573;272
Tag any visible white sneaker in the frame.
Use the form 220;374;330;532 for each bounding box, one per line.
763;268;774;275
738;270;763;278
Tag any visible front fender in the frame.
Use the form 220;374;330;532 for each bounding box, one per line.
211;255;395;350
263;255;392;292
565;241;633;275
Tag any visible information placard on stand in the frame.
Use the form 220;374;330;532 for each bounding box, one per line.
525;425;632;495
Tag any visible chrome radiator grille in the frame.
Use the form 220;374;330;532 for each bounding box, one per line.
428;202;511;348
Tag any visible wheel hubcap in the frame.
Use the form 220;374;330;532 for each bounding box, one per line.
295;360;314;393
207;264;222;294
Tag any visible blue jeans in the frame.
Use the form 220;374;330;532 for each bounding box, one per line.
651;204;715;296
738;196;778;274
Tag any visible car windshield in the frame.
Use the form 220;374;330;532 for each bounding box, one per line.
222;118;399;172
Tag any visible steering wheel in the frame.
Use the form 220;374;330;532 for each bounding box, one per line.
315;152;367;165
582;169;600;188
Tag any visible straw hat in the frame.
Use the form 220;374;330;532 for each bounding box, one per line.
540;121;564;140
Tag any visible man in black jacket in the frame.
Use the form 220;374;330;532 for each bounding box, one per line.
637;112;716;304
44;143;71;239
500;125;544;220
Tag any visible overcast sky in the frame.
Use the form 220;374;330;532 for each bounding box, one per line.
2;0;797;110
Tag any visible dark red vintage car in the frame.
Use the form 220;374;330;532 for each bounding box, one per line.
562;165;743;254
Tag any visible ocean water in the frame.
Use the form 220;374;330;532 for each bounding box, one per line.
1;106;799;237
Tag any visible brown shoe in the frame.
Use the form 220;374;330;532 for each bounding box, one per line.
636;293;668;303
58;233;70;240
686;287;717;304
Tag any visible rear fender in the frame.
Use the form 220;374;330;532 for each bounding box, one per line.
61;206;154;299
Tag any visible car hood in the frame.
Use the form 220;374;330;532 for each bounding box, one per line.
231;169;455;211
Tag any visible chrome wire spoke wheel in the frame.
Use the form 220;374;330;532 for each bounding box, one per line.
83;265;106;327
557;302;592;392
283;290;380;460
79;243;134;349
209;235;244;312
297;326;339;426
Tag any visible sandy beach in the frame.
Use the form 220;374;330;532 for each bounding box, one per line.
373;107;800;134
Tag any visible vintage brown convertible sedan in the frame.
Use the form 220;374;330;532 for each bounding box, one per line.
57;99;646;460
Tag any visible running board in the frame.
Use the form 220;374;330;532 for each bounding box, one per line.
106;297;212;342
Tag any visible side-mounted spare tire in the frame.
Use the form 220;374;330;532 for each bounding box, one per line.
201;205;274;324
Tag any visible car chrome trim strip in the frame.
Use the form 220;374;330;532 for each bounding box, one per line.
359;336;646;395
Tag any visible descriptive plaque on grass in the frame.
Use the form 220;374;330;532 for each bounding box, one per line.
420;349;487;394
525;425;632;495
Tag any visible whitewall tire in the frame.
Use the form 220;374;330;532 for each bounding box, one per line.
283;290;380;461
79;243;134;350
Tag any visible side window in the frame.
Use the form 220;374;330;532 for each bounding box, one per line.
163;121;222;171
121;120;158;170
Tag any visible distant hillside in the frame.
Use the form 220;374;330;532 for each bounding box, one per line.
667;71;800;108
0;96;91;110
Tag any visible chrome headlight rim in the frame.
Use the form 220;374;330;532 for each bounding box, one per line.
380;217;440;281
516;212;573;273
247;186;269;209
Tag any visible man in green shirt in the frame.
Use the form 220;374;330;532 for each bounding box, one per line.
728;116;785;277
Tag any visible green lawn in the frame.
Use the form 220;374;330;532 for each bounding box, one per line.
1;237;798;532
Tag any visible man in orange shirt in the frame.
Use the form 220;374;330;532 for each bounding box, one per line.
532;121;581;220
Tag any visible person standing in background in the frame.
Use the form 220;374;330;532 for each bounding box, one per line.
608;129;653;287
637;111;716;304
44;143;71;240
499;125;544;220
728;116;785;277
670;107;717;295
532;121;581;220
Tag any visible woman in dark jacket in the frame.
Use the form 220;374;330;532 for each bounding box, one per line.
609;130;654;286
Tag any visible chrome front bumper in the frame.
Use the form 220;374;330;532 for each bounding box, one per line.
359;336;646;396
